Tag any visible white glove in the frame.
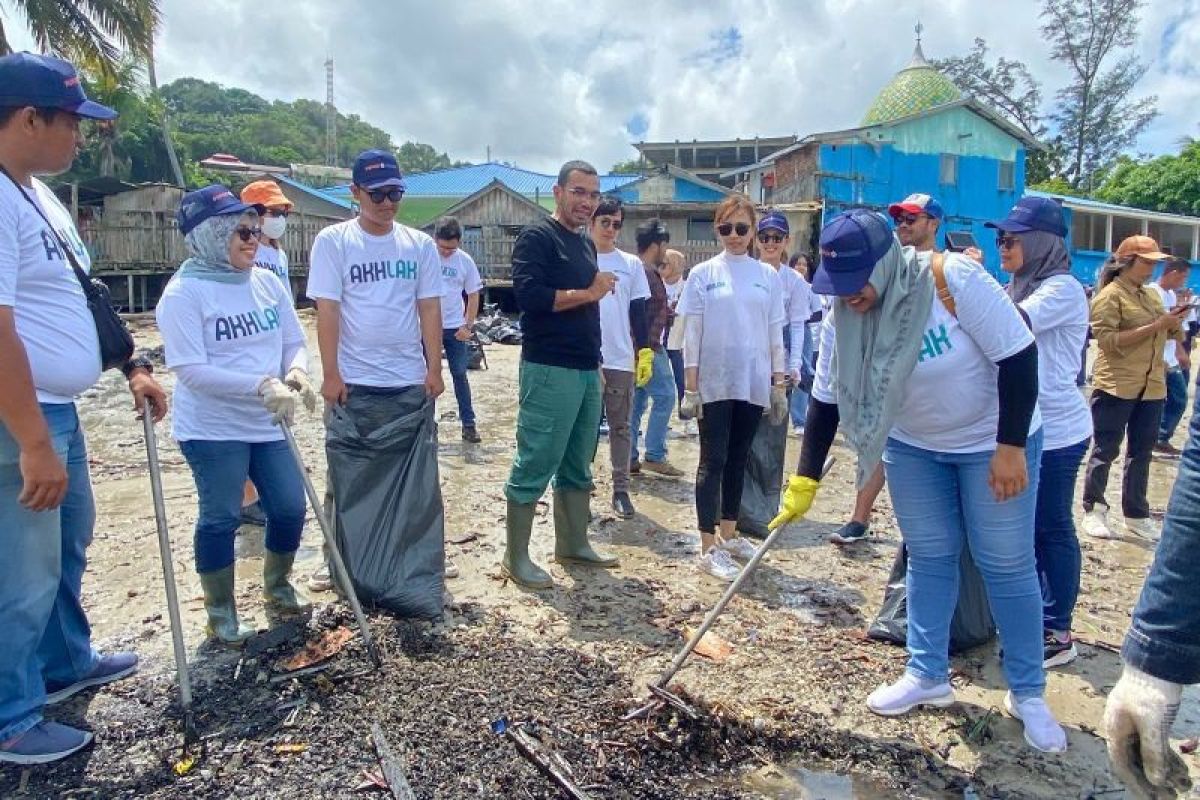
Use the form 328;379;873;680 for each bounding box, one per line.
284;367;318;414
257;377;296;426
769;385;789;425
1103;664;1192;799
681;390;703;420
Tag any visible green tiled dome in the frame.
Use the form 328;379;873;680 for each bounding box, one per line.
862;44;962;126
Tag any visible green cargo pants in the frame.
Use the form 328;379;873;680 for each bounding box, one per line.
504;361;602;505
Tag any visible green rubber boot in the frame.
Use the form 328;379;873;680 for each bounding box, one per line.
263;550;312;618
502;499;553;589
553;489;619;568
198;565;255;645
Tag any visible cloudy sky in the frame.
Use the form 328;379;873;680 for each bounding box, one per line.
7;0;1198;173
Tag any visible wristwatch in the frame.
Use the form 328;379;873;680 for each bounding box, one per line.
121;355;154;380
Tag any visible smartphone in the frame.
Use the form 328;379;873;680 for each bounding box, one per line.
945;231;978;253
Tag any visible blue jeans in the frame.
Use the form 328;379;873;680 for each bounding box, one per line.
442;329;476;427
1124;389;1200;683
1035;440;1088;632
884;431;1045;699
0;403;99;741
789;325;815;428
631;350;676;464
1159;367;1188;444
180;439;306;574
667;349;685;412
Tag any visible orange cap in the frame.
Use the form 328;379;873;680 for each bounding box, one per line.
1115;235;1169;261
240;180;292;210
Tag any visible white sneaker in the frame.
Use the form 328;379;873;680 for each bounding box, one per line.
1081;504;1117;539
698;547;741;582
684;419;699;436
1004;692;1068;753
1124;516;1161;542
866;673;955;716
791;425;805;438
718;535;760;563
445;558;460;579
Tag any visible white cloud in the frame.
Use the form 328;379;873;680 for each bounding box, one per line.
140;0;1199;171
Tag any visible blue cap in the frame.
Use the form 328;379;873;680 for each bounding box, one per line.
352;149;406;190
0;53;117;120
888;193;944;221
757;211;789;234
986;197;1066;237
812;210;896;296
177;185;258;236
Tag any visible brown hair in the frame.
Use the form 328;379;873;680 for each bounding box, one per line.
714;194;757;225
1098;254;1137;290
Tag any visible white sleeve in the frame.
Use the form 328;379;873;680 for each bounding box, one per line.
630;254;651;301
175;363;263;398
811;313;837;404
155;285;210;369
462;252;484;294
275;277;308;373
305;229;343;302
683;313;703;370
770;272;787;374
947;255;1033;363
1019;277;1085;336
0;192;18;306
416;235;442;300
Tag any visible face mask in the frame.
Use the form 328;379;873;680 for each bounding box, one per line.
262;215;288;240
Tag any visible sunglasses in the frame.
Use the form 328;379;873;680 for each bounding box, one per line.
717;222;751;237
893;213;923;226
757;232;784;244
235;226;262;243
996;235;1020;250
265;209;290;218
595;217;623;230
366;188;404;204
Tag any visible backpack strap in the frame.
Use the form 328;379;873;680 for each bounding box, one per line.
930;252;957;318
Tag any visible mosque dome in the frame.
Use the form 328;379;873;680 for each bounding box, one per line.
861;42;963;126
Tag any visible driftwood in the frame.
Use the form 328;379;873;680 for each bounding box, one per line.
370;723;417;800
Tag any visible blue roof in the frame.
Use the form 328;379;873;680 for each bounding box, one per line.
271;173;355;210
321;162;640;200
1026;189;1200;224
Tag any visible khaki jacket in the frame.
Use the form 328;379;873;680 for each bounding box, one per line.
1090;278;1182;401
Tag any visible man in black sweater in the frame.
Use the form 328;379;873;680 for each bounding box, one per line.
502;160;620;589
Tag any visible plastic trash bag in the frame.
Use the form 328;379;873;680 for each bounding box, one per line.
866;543;996;654
325;390;444;618
736;408;787;539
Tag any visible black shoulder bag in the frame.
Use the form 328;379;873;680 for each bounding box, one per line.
1;165;134;371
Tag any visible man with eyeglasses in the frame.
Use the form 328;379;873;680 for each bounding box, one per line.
306;149;446;598
503;160;619;589
0;52;167;764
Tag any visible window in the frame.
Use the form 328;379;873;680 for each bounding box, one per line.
1147;221;1197;260
939;154;958;186
687;217;716;242
998;161;1015;191
1071;211;1107;252
1111;215;1143;248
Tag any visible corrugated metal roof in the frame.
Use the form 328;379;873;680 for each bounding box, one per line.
1027;189;1200;225
320;162;639;200
271;173;355;210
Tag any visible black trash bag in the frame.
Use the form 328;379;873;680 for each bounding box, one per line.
325;393;445;619
736;408;787;539
866;543;996;654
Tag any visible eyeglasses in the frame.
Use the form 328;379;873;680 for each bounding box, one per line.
893;213;923;226
235;226;262;243
366;188;404;204
567;187;602;202
265;209;290;218
595;217;622;230
717;222;751;237
757;232;784;244
996;235;1020;250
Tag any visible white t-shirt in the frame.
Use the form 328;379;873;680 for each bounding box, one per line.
157;269;306;442
1020;275;1092;450
775;264;811;372
664;277;684;306
253;242;291;297
679;252;785;408
597;248;651;372
814;253;1041;453
1152;284;1180;368
307;219;442;388
0;178;101;403
439;249;483;330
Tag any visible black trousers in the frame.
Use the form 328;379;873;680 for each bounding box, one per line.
1082;389;1164;518
695;399;763;533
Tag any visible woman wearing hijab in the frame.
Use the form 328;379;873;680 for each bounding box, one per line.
679;194;788;581
156;185;318;645
1082;235;1189;542
771;209;1065;753
988;198;1092;669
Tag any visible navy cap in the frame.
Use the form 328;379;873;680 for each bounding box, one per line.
757;211;789;234
352;149;406;190
986;197;1066;237
177;185;258;236
812;210;896;296
0;53;117;120
888;193;944;221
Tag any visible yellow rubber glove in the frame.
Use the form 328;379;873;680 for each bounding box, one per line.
768;475;819;531
635;348;654;388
